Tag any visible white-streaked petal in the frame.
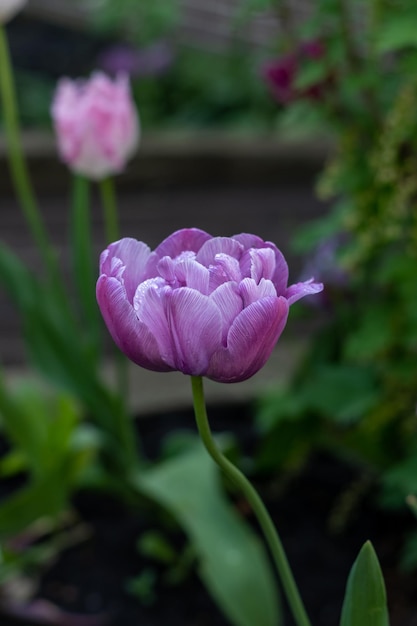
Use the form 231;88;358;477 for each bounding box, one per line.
206;296;289;383
133;279;175;368
166;288;222;375
175;258;210;294
154;228;211;260
208;253;242;291
285;278;324;305
248;248;276;282
196;237;244;267
239;278;277;307
210;282;243;344
100;238;151;302
96;275;172;371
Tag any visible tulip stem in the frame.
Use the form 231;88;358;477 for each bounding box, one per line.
98;176;129;402
99;176;120;243
0;25;59;288
191;375;312;626
71;174;101;360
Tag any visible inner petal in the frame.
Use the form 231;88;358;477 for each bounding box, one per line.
239;277;277;307
208;253;242;291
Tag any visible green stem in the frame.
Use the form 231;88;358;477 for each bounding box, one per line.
0;25;59;287
70;174;100;358
191;376;312;626
99;176;120;243
98;176;129;401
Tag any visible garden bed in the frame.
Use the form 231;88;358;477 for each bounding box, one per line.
1;402;416;626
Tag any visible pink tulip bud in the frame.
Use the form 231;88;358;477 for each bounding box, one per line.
96;229;323;383
0;0;26;23
51;72;140;181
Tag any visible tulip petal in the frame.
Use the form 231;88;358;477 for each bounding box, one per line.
197;237;244;267
210;282;243;344
101;238;151;302
154;228;211;260
234;234;289;294
285;278;324;304
133;279;176;368
96;276;171;371
239;278;277;307
207;296;289;383
165;288;223;375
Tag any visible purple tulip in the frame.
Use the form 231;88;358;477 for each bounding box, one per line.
96;229;323;383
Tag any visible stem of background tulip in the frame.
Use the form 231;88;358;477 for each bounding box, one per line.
71;175;101;360
99;177;120;243
191;376;312;626
98;177;128;400
0;26;59;289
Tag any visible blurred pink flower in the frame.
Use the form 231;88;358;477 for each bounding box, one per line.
51;72;139;180
263;40;328;105
0;0;26;23
96;228;323;383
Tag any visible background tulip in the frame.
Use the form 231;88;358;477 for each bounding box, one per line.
51;72;139;180
97;228;323;383
0;0;26;23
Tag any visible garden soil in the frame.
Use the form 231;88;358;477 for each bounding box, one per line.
1;403;417;626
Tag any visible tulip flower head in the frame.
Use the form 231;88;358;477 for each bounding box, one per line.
51;72;139;180
97;229;323;383
0;0;26;23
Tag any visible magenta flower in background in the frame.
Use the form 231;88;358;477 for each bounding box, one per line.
51;72;139;181
96;228;323;383
0;0;26;23
263;40;328;105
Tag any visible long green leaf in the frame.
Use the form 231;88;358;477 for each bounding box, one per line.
340;541;390;626
137;440;281;626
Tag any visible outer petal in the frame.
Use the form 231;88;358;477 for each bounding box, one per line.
154;228;212;260
206;296;289;383
96;275;172;371
285;278;324;305
100;238;151;302
165;288;223;375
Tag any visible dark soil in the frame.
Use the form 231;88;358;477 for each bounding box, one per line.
1;403;417;626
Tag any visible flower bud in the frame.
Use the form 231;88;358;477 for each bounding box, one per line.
51;72;139;180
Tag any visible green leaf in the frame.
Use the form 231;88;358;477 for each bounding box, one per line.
294;60;329;91
376;13;417;53
0;475;68;539
137;440;281;626
340;541;389;626
302;365;379;425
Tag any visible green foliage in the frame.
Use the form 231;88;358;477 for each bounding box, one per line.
137;439;282;626
340;541;390;626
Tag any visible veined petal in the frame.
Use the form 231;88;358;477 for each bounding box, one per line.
235;235;288;293
207;296;289;383
154;228;211;260
133;279;175;368
285;278;324;305
100;238;151;302
239;277;277;307
208;253;242;291
210;282;243;344
165;288;222;375
175;257;210;294
196;237;244;267
249;248;276;282
96;275;172;371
